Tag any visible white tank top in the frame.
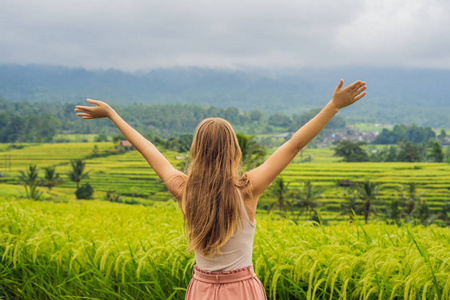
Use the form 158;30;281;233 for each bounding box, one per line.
194;190;256;272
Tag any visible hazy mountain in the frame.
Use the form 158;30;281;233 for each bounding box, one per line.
0;64;448;127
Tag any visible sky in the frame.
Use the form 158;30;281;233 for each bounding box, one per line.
1;0;450;72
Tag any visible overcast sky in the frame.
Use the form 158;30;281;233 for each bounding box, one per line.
1;0;449;71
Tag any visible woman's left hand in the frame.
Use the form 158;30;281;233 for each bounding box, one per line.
330;79;367;110
74;99;114;119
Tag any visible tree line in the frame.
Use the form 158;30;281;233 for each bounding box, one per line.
333;139;449;163
373;124;441;144
0;98;345;142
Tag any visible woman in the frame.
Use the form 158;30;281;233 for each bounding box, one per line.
75;79;366;299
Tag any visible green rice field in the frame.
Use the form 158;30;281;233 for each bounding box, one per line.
0;142;448;224
0;142;449;299
0;198;449;299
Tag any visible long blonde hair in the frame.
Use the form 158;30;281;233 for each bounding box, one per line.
181;118;250;257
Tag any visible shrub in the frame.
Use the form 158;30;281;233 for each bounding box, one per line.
105;190;121;202
124;198;139;205
75;183;94;199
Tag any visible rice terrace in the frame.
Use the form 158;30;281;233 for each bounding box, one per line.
1;138;449;299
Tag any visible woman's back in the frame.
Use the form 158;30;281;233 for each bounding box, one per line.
194;190;256;272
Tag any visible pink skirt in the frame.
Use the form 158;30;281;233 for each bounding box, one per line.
185;265;267;300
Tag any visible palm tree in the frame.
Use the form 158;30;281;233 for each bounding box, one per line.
236;133;266;171
42;166;64;191
68;159;90;189
18;165;42;200
295;180;324;222
336;187;363;223
268;176;292;218
438;201;450;226
385;198;402;226
18;164;39;185
399;182;424;224
358;181;381;224
415;199;433;226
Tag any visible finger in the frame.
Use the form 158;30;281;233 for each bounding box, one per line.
86;99;101;105
348;80;362;92
336;79;344;91
82;116;94;119
352;83;366;96
76;113;91;117
355;85;367;95
353;91;367;102
75;105;93;112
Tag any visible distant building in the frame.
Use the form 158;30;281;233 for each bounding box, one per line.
117;140;135;152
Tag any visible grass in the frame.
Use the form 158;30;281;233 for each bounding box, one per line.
0;198;449;299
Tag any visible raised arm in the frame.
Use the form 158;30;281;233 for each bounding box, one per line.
247;79;367;199
74;99;186;202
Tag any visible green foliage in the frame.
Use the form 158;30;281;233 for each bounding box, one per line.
399;182;423;224
18;164;39;185
0;110;61;143
357;181;381;224
0;98;345;143
437;201;450;226
105;190;121;202
267;177;292;217
166;134;193;152
94;134;109;142
397;141;426;162
91;144;99;157
236;133;266;171
68;159;90;188
369;145;397;162
290;108;346;133
42;166;64;191
18;165;42;200
336;187;363;222
426;140;444;162
373;124;436;144
75;182;94;199
385;198;402;225
1;199;449;299
333;140;369;162
268;112;292;127
1;142;449;226
368;141;445;163
112;135;125;143
294;180;324;222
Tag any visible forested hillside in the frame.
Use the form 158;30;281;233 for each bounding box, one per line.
1;64;448;127
0;98;346;142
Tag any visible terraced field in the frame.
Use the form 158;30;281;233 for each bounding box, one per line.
0;142;449;224
0;143;178;202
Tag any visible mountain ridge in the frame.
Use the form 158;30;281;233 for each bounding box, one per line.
1;64;448;127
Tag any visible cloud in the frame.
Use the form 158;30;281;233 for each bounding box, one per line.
0;0;449;71
335;0;450;68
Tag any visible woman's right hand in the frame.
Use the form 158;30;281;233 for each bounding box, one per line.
330;79;367;110
74;99;114;119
